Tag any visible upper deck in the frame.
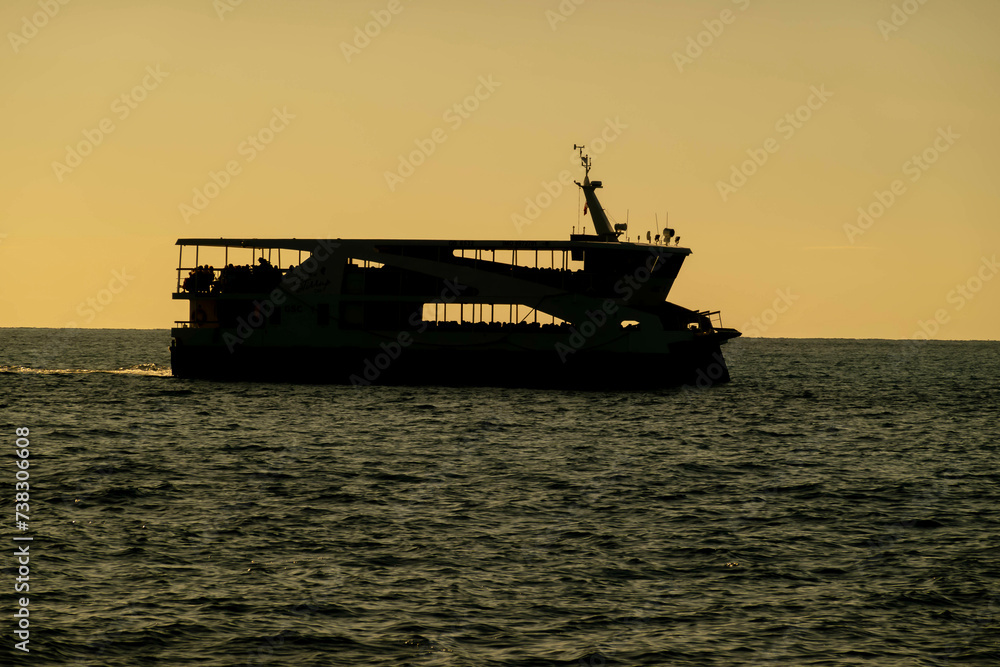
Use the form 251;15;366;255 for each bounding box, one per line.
174;237;691;300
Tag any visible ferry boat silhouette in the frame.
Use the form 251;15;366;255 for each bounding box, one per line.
170;149;740;388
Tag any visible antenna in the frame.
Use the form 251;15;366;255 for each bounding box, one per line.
574;144;591;178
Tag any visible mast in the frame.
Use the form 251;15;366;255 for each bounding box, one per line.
573;145;618;241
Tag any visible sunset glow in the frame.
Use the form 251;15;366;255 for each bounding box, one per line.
2;0;997;339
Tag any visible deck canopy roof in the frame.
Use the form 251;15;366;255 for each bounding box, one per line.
175;238;692;255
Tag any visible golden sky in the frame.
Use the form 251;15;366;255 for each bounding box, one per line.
1;0;997;339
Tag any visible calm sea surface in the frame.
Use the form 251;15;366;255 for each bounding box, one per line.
1;329;998;666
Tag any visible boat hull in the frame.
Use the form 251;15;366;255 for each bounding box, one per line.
169;337;733;389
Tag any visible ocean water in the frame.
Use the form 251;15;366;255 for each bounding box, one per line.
1;329;998;666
